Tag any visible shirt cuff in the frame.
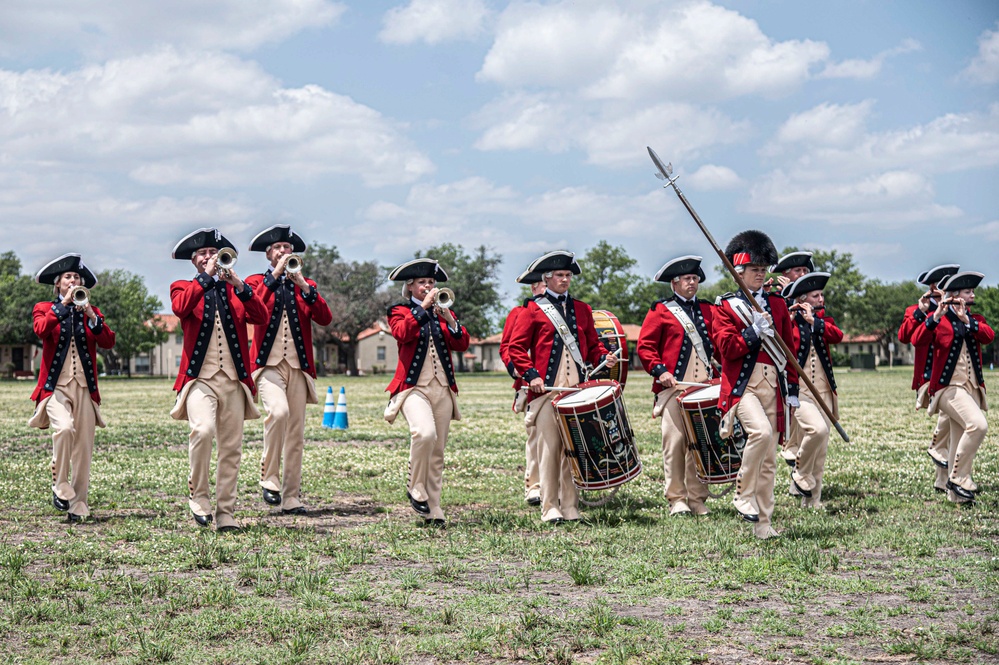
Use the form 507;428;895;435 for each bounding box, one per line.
263;272;278;291
787;382;799;398
813;318;824;335
651;364;669;379
51;302;71;320
411;306;430;326
236;283;253;301
506;361;518;379
924;317;939;330
195;272;215;290
969;318;979;334
913;309;927;323
523;368;541;383
742;326;760;347
88;315;104;334
301;284;318;304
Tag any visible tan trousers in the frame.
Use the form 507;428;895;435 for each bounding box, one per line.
792;383;832;507
524;422;541;500
936;385;987;495
401;380;452;521
659;391;708;510
185;372;246;529
929;414;952;490
47;383;96;517
257;362;309;510
530;397;580;522
732;365;779;538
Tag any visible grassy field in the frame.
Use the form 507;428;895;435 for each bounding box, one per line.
1;369;998;664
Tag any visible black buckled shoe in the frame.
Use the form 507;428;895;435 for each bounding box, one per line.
927;451;948;469
192;511;212;527
424;518;446;528
947;481;975;502
217;525;240;534
282;506;307;515
407;491;430;515
792;476;813;498
262;488;282;506
67;513;82;523
53;492;70;512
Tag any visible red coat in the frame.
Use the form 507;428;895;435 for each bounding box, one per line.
171;274;268;394
245;272;333;378
507;294;610;402
712;292;799;429
898;303;934;390
911;309;994;397
499;301;531;390
31;301;116;405
386;302;470;396
789;309;843;392
636;297;716;394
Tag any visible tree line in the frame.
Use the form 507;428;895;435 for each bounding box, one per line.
3;243;998;376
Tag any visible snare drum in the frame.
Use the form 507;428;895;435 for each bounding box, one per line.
551;380;642;490
677;380;746;484
591;310;629;386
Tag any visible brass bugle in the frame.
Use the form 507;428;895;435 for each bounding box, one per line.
216;247;238;275
434;287;455;310
71;286;90;308
285;254;303;274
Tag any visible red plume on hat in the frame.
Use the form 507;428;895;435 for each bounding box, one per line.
725;230;778;268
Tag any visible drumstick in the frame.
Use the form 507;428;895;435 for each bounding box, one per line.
676;381;710;388
586;347;623;380
518;386;580;392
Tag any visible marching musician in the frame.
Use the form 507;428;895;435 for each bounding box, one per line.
29;254;116;522
782;272;842;508
384;259;469;526
507;251;616;524
898;264;959;493
766;251;813;296
712;231;798;539
169;228;268;531
246;225;332;515
911;271;993;504
637;256;715;516
499;268;547;506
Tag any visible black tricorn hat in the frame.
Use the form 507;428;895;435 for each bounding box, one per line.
772;251;814;274
654;255;705;283
781;272;830;300
172;228;237;260
938;271;984;292
249;224;307;253
917;264;960;286
389;258;449;282
516;268;544;285
35;253;98;289
725;230;778;268
527;250;581;275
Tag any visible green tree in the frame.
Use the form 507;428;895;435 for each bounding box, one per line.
305;243;392;375
416;243;503;341
972;284;999;366
93;270;168;376
567;241;663;324
0;251;51;346
0;250;21;278
848;280;923;357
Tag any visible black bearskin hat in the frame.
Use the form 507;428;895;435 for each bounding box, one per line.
725;230;778;268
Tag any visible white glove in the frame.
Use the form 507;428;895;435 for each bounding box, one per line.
750;310;775;338
786;396;800;409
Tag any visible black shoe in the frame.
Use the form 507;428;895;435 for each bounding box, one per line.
736;509;759;523
192;511;212;527
792;477;813;498
783;457;796;468
928;451;948;469
217;525;240;534
544;517;566;525
934;486;947;494
282;506;307;515
67;513;82;523
53;493;69;512
262;488;282;506
407;491;430;515
526;496;541;506
947;481;975;501
424;518;446;528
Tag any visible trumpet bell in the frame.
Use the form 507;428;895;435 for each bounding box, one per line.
216;247;238;271
71;286;90;308
435;287;455;310
285;254;303;274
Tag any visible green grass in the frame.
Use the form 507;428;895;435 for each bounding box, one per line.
0;369;998;663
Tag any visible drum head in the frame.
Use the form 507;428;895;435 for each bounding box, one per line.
679;383;720;404
553;381;620;409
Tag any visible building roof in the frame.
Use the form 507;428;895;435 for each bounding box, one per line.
841;333;884;343
148;313;180;333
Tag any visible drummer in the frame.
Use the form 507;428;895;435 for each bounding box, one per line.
713;230;798;539
782;272;842;508
507;250;616;524
637;255;716;516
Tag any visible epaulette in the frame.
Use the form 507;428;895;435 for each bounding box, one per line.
387;301;410;316
715;292;736;306
649;298;667;311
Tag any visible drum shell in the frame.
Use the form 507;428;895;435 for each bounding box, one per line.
552;380;642;490
677;379;745;484
591;310;629;387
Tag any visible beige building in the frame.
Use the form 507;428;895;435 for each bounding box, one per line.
0;343;37;378
840;333;914;367
129;314;184;376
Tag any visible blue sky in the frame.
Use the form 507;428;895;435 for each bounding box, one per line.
0;0;997;308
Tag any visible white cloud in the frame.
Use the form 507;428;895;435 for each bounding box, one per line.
0;0;345;56
771;101;875;149
473;94;750;168
687;164;743;190
818;38;921;80
0;48;434;188
962;219;999;242
962;23;999;85
380;0;491;45
479;0;829;102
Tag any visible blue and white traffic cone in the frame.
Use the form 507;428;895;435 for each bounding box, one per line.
321;386;337;428
331;386;349;430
